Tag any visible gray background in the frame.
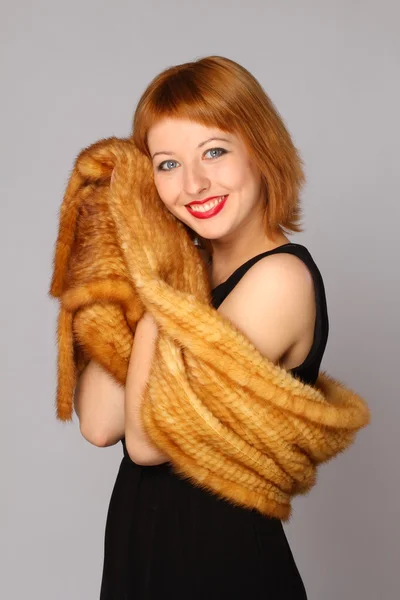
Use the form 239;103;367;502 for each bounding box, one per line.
1;1;399;598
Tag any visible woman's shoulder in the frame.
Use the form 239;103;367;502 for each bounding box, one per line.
215;251;316;366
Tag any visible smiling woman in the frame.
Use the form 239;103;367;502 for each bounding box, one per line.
133;57;304;256
94;56;324;600
147;119;262;230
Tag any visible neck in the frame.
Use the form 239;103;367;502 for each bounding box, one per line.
208;232;290;289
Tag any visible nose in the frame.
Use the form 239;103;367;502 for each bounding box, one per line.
182;161;210;197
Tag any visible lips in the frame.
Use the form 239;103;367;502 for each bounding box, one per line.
187;195;225;206
185;195;228;219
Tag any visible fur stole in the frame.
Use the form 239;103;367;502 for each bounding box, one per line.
49;137;371;520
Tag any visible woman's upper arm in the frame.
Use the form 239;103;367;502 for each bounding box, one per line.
74;359;125;447
216;253;315;364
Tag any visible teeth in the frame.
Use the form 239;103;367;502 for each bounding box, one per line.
189;196;226;212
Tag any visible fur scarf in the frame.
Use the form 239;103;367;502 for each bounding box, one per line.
49;137;371;521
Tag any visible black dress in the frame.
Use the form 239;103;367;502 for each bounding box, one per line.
99;242;329;599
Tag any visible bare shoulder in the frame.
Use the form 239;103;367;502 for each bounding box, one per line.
216;252;316;365
241;252;314;296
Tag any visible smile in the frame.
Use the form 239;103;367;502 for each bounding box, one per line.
186;195;228;219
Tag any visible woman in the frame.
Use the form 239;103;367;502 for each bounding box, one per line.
74;56;329;599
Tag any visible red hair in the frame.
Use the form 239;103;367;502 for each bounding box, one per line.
132;55;305;250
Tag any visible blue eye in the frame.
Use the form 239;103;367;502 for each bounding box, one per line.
204;147;227;159
157;159;179;172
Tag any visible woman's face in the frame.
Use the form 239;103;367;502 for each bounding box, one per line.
147;118;265;242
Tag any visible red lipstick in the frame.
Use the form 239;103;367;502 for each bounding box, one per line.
188;195;222;205
186;195;228;219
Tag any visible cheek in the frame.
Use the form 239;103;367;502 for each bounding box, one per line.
216;160;255;191
154;173;181;207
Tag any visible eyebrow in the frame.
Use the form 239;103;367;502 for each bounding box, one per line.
151;137;232;159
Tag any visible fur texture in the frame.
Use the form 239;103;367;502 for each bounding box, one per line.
49;137;371;520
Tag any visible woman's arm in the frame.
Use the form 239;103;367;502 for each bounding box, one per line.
74;313;170;464
74;359;125;447
124;312;170;466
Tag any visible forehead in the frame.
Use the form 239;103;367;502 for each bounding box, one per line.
147;117;233;148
